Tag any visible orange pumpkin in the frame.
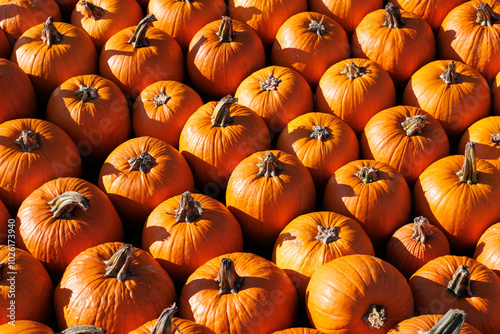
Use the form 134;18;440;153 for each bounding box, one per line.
0;28;10;58
0;322;106;333
46;74;131;162
494;71;500;115
272;329;323;334
474;222;500;277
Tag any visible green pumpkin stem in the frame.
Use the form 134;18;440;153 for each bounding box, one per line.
490;133;500;145
476;3;498;27
150;303;178;334
257;152;284;177
104;244;135;282
383;2;405;28
174;191;203;223
48;191;90;219
440;61;462;85
341;62;366;80
216;257;243;295
151;91;171;107
401;115;429;137
41;17;62;45
316;225;339;244
211;95;237;127
216;16;234;42
77;0;105;20
309;19;327;35
75;84;99;102
57;325;107;334
260;75;282;91
310;125;331;140
14;130;40;153
355;166;379;184
363;304;387;329
129;152;156;173
411;216;434;244
447;265;473;298
456;142;478;185
128;14;157;48
418;309;467;334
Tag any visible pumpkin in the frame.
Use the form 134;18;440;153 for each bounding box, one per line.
148;0;227;51
226;151;316;247
387;309;481;334
46;74;131;162
474;222;500;277
0;0;62;45
385;216;451;279
0;59;36;124
437;0;500;82
132;80;204;149
272;329;323;334
271;11;350;87
307;0;383;36
273;211;375;300
306;254;414;333
187;16;266;99
413;141;500;253
179;95;271;190
402;60;491;142
0;28;10;58
0;118;82;213
315;58;397;135
179;253;298;334
351;2;435;88
99;14;185;103
0;246;54;325
11;17;97;101
142;191;243;286
98;136;194;231
55;243;177;334
276;112;359;194
360;105;450;185
0;322;106;334
227;0;307;47
0;200;9;245
409;255;500;334
71;0;143;50
494;71;500;115
234;65;314;134
15;177;124;279
323;160;412;251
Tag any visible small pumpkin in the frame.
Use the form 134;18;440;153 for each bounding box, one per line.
474;222;500;277
0;322;106;334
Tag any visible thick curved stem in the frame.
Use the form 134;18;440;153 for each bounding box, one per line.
440;61;462;85
104;244;135;282
128;152;156;173
151;91;171;107
419;309;467;334
211;95;237;127
216;257;243;295
355;166;379;184
151;303;177;334
411;216;434;244
447;265;473;298
490;133;500;145
216;16;234;42
456;142;478;185
363;304;387;329
175;191;203;223
315;225;339;244
341;62;366;80
259;75;282;91
308;19;327;35
48;191;90;219
383;2;405;28
401;115;428;136
310;125;331;140
41;17;62;45
128;14;157;48
75;84;98;102
57;325;107;334
257;152;284;177
77;0;105;20
14;130;40;153
476;3;498;27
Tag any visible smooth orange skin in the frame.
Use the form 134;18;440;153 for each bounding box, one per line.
388;313;481;334
129;316;216;334
272;329;323;334
392;0;466;31
474;222;500;277
0;320;53;333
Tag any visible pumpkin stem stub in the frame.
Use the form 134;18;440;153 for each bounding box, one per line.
418;309;467;334
41;17;62;45
217;16;234;42
316;225;339;244
58;325;108;334
75;84;99;102
216;257;243;295
129;152;156;173
104;244;135;282
447;265;473;298
341;62;366;80
257;152;284;177
77;0;105;20
383;2;405;29
260;75;282;91
355;166;379;184
476;3;498;27
440;61;462;85
363;304;387;329
309;19;327;35
310;125;331;141
128;14;157;48
48;191;90;219
151;91;171;107
490;133;500;145
175;191;203;223
211;95;237;127
150;303;177;334
15;130;40;153
456;142;478;185
401;115;428;137
411;216;434;244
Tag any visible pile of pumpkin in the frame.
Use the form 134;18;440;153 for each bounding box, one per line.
1;0;500;332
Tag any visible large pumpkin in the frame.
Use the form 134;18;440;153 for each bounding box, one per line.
0;322;106;334
306;254;414;333
179;253;298;334
0;118;82;213
54;243;177;334
474;222;500;277
15;177;124;279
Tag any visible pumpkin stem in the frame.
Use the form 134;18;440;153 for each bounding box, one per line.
341;62;366;80
308;19;327;35
48;191;90;219
41;17;62;45
310;125;331;141
411;216;434;244
363;304;387;330
418;309;467;334
456;142;478;185
355;166;379;184
150;303;177;334
447;265;473;298
211;95;237;127
216;257;243;295
257;152;284;177
14;130;40;153
128;152;156;173
476;3;498;27
383;2;405;29
104;244;135;282
151;91;171;107
74;84;99;102
128;14;157;48
216;16;234;43
315;225;339;244
440;61;462;85
174;191;203;223
260;75;282;91
490;133;500;145
57;325;107;334
401;115;429;136
77;0;105;20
